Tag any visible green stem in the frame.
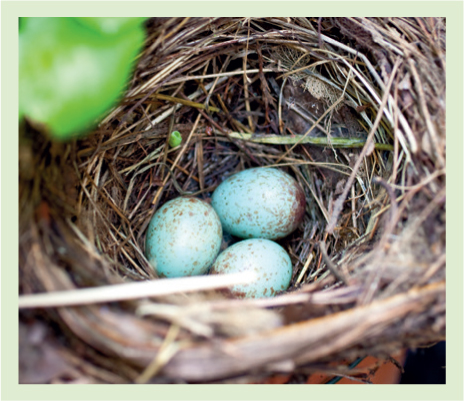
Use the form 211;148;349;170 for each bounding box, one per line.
228;132;393;151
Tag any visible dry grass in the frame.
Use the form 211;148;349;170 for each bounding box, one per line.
19;17;445;383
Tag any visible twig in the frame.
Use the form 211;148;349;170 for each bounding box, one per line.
371;176;399;250
135;324;181;383
408;58;445;168
18;271;257;309
167;68;274;86
326;57;402;235
275;95;345;164
243;19;254;131
149;93;220;113
295;253;314;285
319;242;350;286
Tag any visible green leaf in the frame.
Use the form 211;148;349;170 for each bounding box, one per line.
74;17;148;35
19;17;26;32
19;17;146;140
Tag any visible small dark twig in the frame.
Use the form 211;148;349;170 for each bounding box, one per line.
318;17;324;50
319;241;350;286
387;354;405;374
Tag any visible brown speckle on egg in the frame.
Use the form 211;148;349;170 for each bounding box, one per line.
210;239;292;298
145;197;223;278
211;168;306;240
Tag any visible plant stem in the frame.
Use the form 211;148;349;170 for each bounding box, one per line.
228;132;393;151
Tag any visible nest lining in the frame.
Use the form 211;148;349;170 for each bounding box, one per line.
19;17;445;384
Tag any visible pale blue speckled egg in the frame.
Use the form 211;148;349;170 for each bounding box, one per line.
145;197;222;278
209;239;293;298
211;168;306;240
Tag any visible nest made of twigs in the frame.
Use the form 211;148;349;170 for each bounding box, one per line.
19;17;445;384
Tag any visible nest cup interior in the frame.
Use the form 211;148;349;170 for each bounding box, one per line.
19;18;446;384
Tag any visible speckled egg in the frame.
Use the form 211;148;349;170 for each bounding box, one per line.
211;167;306;240
209;239;293;298
145;197;222;278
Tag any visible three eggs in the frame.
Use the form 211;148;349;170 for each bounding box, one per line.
145;167;306;298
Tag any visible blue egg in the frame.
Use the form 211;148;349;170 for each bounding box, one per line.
145;197;222;278
211;168;306;240
210;239;293;298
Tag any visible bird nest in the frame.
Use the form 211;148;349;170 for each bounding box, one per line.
19;17;446;384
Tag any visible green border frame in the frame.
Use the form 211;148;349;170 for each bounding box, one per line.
3;2;462;400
